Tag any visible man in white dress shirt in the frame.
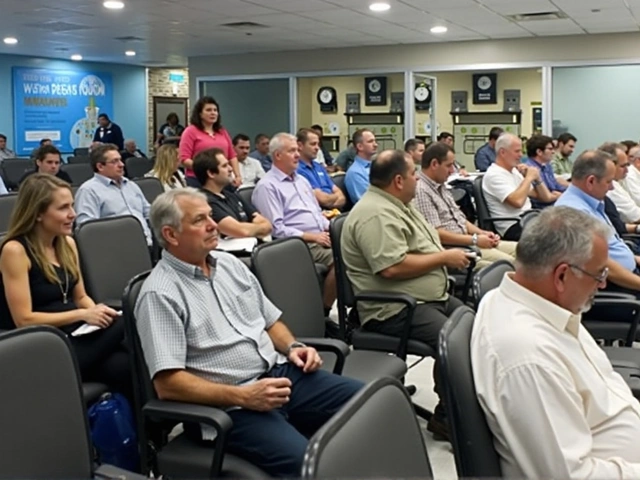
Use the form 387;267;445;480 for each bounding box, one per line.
600;142;640;224
623;145;640;207
472;206;640;479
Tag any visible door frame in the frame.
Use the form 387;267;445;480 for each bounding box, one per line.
152;96;189;135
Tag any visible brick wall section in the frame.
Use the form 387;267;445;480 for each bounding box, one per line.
147;68;190;153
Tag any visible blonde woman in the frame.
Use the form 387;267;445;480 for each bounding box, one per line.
145;144;186;192
0;174;130;397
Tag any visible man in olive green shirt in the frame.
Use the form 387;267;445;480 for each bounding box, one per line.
551;132;577;177
341;149;471;441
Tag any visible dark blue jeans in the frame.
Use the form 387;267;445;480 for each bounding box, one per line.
226;363;363;478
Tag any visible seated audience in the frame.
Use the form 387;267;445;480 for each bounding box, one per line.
414;143;515;268
345;128;378;203
121;139;147;160
556;150;640;294
233;133;265;187
524;134;565;208
251;133;272;172
252;133;337;315
341;149;471;441
144;144;186;192
19;145;72;185
472;206;640;478
0;133;16;161
194;148;271;240
437;132;454;147
75;144;152;246
310;124;335;170
135;188;362;477
296;128;345;210
404;138;426;165
621;140;638;154
474;126;503;171
155;112;184;147
0;174;130;397
551;132;577;178
93;114;124;150
624;145;640;206
30;138;52;160
335;143;357;171
599;142;640;224
482;133;555;241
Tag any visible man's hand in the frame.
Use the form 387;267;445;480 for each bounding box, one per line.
443;249;471;269
475;234;495;249
311;232;331;248
459;167;469;177
525;166;541;182
239;378;292;411
289;346;323;373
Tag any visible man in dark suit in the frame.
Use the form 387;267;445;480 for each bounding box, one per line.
93;113;124;150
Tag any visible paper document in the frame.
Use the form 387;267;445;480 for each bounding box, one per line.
216;237;258;253
71;324;101;337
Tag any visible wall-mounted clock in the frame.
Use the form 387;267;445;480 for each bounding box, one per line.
317;86;337;112
414;83;431;111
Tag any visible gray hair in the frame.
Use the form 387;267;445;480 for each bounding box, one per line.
149;187;207;248
269;132;296;157
515;206;610;277
495;133;519;152
124;138;136;146
571;149;614;181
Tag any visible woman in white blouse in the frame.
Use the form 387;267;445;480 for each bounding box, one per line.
145;144;186;192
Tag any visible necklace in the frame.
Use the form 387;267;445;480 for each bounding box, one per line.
58;268;69;304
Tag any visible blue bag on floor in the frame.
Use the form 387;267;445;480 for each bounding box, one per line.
88;392;140;472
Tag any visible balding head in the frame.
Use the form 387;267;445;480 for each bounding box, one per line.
370;149;416;204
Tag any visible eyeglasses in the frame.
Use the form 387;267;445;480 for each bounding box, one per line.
568;264;609;284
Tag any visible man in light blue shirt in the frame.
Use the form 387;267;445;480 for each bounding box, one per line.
556;149;640;293
474;126;503;171
345;128;378;204
75;144;152;245
251;133;272;172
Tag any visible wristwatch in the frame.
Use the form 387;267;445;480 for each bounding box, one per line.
532;180;542;188
285;341;307;356
471;233;478;246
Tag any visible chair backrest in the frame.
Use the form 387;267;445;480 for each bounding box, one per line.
472;176;492;231
329;214;356;328
520;209;540;230
2;158;32;190
75;215;153;308
67;155;90;165
0;193;18;235
61;163;94;186
125;156;154;179
302;377;432;479
251;237;326;337
439;305;502;477
331;173;352;211
237;186;255;208
133;177;165;204
74;147;90;157
0;327;94;479
472;259;514;308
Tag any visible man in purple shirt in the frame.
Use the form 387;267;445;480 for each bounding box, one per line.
252;132;337;314
524;134;565;209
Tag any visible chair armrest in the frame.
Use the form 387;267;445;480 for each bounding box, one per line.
588;298;640;347
142;399;232;478
354;291;417;359
95;463;148;480
622;234;640;240
595;292;636;300
296;337;350;375
485;216;522;223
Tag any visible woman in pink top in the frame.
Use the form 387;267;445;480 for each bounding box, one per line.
179;96;241;187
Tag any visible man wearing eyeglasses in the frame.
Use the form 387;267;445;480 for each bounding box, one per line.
472;206;640;478
523;135;566;209
598;142;640;224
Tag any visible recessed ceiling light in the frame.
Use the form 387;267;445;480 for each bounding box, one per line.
3;37;18;45
125;50;136;56
369;2;391;12
103;1;124;9
430;25;448;34
71;54;83;61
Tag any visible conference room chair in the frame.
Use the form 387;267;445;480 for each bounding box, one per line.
251;237;407;383
0;326;144;480
74;147;90;157
330;172;352;211
125;156;154;179
75;215;152;310
0;192;17;235
122;272;268;479
236;185;254;207
133;177;164;204
67;155;90;165
438;305;503;478
301;377;433;479
61;162;94;186
1;158;32;191
472;176;523;234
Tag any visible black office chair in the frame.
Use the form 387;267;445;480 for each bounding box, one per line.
472;176;522;233
68;155;90;165
74;147;90;157
251;237;407;383
75;215;152;310
301;377;433;479
330;172;352;211
122;272;268;479
439;306;503;478
0;326;144;480
133;177;165;204
237;186;255;208
0;193;17;235
61;163;94;186
2;158;32;191
125;156;154;179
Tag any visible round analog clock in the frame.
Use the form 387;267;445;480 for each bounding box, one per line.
414;85;430;102
318;87;334;104
368;78;382;93
477;75;493;90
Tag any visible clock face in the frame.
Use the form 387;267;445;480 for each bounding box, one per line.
368;79;382;93
319;88;333;104
477;75;492;90
414;86;430;102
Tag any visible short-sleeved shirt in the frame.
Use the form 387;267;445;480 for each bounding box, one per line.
202;187;256;227
482;163;531;235
179;126;235;178
296;159;334;194
344;156;371;203
414;172;467;233
552;152;573;176
341;186;449;324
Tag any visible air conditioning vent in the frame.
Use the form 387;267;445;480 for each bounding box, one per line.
507;11;568;22
220;21;269;30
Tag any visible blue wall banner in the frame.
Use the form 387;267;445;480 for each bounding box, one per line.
13;67;113;155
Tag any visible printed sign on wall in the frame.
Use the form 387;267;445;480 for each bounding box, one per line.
13;67;114;154
472;73;497;104
365;76;387;106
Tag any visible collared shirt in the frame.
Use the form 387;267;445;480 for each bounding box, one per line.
93;122;124;150
607;180;640;223
344;156;371;203
414;171;467;234
135;250;285;439
474;143;496;171
238;156;265;187
472;273;640;478
624;165;640;207
75;174;152;244
552;151;573;176
556;185;636;271
252;166;328;238
482;163;532;235
296;158;334;194
0;148;16;161
341;186;449;324
250;150;273;172
524;157;566;208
